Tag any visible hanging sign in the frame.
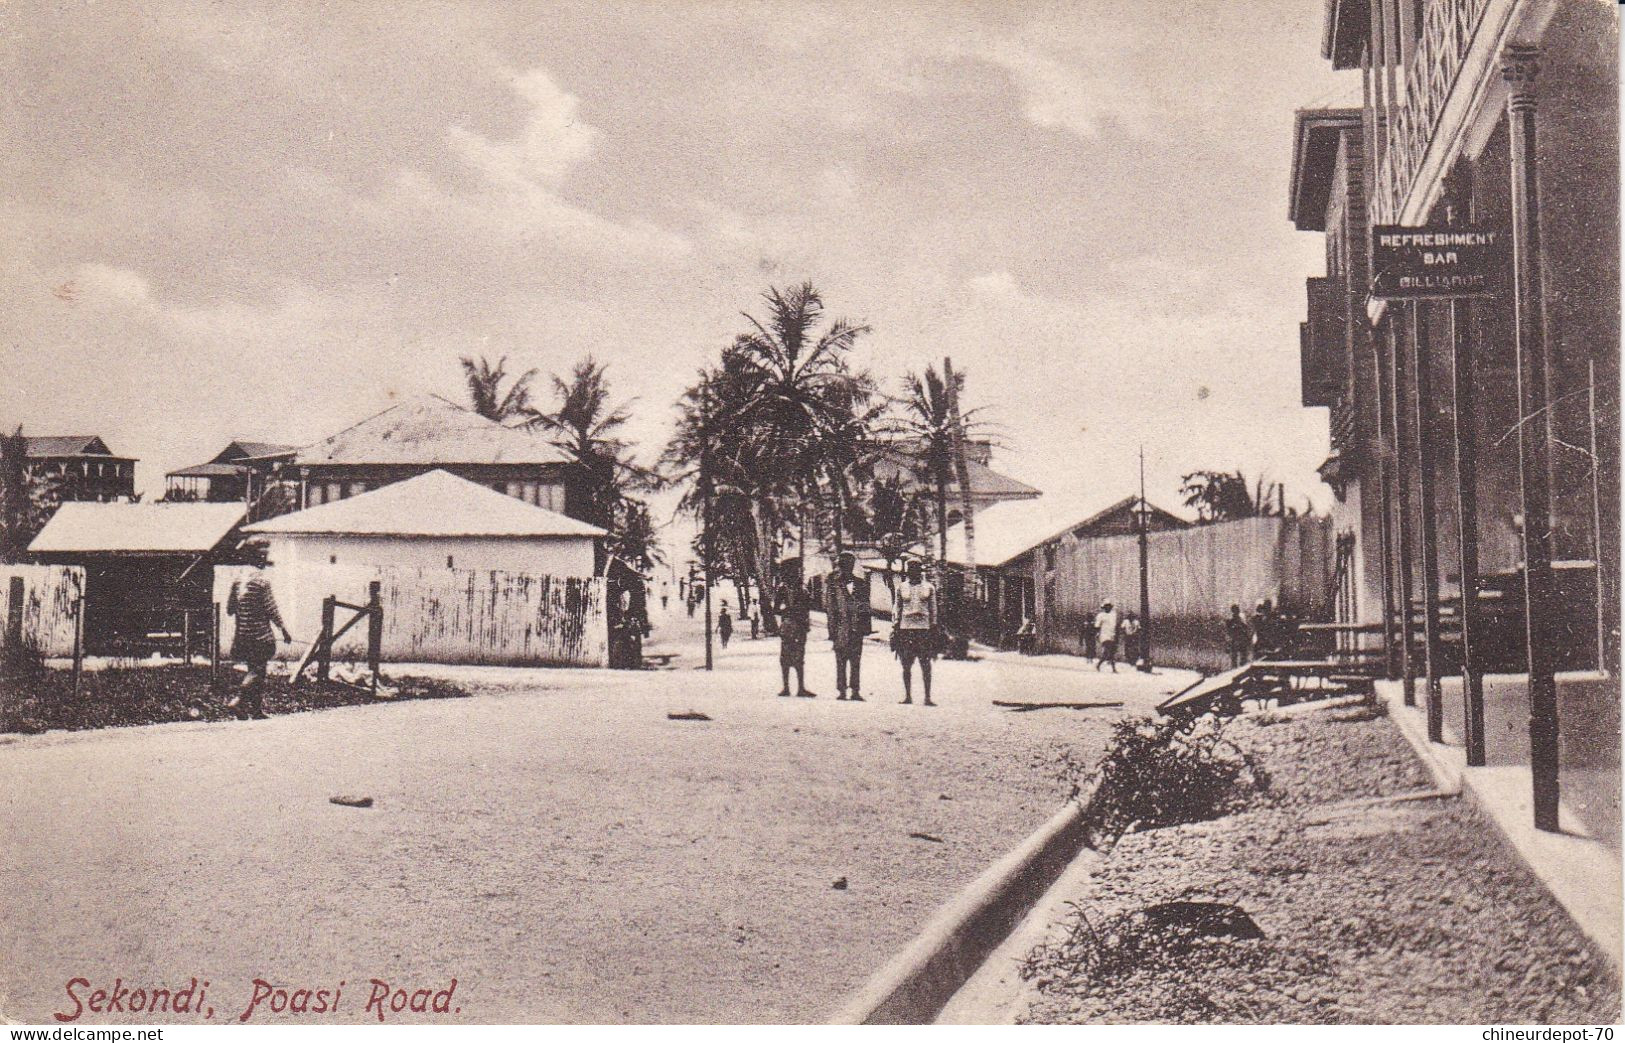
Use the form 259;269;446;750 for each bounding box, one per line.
1370;225;1508;299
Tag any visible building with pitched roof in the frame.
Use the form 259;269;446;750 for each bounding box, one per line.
245;469;605;577
22;435;136;502
247;395;578;518
869;438;1040;521
28;501;246;653
165;440;297;503
937;493;1190;644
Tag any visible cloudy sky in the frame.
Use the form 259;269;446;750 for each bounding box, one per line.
0;0;1356;532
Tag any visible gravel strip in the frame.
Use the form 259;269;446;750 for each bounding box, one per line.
1018;705;1622;1024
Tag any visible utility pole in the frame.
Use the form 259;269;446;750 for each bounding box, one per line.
1138;444;1153;673
700;377;714;671
943;357;977;655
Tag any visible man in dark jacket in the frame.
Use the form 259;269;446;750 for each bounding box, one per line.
825;551;872;701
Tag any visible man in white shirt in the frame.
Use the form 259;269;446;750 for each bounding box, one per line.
1094;601;1119;674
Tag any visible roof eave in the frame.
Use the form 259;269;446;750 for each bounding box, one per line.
1289;109;1361;231
1323;0;1370;71
246;529;601;539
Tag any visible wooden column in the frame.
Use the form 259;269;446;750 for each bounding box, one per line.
1450;296;1488;765
1372;336;1400;679
1411;301;1445;740
1389;320;1418;705
1504;45;1561;832
367;580;383;689
318;595;335;681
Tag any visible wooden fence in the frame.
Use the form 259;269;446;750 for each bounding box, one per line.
1035;515;1334;672
0;564;84;658
215;564;608;668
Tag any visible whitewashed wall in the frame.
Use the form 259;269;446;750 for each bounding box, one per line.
0;564;84;657
262;534;595;577
215;563;607;667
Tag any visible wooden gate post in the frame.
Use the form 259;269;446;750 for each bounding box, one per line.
212;601;221;688
366;581;382;688
4;575;22;652
318;595;336;681
71;583;85;703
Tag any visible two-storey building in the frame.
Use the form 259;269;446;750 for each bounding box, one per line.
1298;0;1618;832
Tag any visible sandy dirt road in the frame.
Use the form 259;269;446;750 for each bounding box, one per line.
1;607;1189;1024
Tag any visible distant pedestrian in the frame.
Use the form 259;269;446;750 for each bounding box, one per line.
750;612;760;640
225;539;291;721
1225;603;1250;668
718;605;733;648
660;580;670;611
1015;617;1037;655
1094;601;1119;673
774;561;815;698
825;551;872;702
891;558;938;706
1251;599;1278;660
1081;615;1099;660
1121;612;1141;665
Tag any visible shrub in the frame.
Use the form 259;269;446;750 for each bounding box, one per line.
1071;715;1268;850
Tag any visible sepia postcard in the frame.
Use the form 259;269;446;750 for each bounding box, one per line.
0;0;1619;1031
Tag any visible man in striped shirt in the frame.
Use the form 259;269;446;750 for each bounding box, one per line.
226;539;291;720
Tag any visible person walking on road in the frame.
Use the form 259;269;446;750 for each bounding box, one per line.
891;558;938;706
225;538;292;721
1225;603;1250;667
1093;601;1119;673
1120;611;1141;665
718;605;733;649
774;561;815;698
825;550;872;702
1250;599;1278;660
1081;614;1099;660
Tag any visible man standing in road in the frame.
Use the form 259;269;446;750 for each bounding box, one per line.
825;550;872;702
891;558;938;706
1226;603;1250;667
1093;600;1119;673
774;560;815;698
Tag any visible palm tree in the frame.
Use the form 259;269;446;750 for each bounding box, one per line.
728;282;875;560
897;366;995;565
1179;469;1291;523
663;282;876;626
459;355;539;424
532;356;661;566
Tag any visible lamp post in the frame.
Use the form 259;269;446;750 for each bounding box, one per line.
1137;444;1153;673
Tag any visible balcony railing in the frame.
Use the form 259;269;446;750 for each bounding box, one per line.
1372;0;1492;223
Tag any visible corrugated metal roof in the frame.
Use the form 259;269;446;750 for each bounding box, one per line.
221;441;297;462
30;502;246;554
294;395;571;466
246;469;606;538
873;447;1041;503
167;462;245;478
960;458;1041;500
23;435;128;459
944;494;1189;568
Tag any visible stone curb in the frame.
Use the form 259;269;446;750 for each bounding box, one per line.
829;789;1097;1025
